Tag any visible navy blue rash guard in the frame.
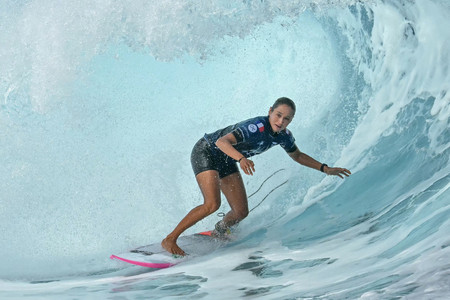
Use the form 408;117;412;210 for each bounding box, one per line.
203;116;298;163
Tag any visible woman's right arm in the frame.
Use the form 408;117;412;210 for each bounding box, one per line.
215;133;255;175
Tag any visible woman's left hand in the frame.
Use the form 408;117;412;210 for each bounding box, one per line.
324;166;351;179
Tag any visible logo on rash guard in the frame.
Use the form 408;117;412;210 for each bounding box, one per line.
257;122;264;132
248;124;257;133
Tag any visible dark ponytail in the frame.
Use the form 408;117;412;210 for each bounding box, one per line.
271;97;296;114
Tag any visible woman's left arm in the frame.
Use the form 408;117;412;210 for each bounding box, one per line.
287;148;351;179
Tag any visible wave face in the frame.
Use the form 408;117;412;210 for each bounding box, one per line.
1;0;449;299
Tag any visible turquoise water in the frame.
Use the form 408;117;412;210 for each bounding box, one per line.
1;0;449;299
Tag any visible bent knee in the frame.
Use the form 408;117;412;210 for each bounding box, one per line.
236;209;249;221
204;202;220;215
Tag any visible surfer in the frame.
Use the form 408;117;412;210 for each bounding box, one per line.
162;97;351;255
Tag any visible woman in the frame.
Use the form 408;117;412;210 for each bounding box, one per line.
162;97;351;255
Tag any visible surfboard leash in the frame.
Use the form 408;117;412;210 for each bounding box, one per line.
248;179;288;213
247;168;286;199
217;168;288;217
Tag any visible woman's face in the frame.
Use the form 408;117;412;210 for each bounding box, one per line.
268;104;295;133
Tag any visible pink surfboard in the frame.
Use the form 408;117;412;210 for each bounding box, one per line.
110;231;227;269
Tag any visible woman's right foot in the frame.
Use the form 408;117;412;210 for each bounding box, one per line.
161;237;186;256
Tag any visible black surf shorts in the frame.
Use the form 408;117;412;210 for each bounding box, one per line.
190;138;238;179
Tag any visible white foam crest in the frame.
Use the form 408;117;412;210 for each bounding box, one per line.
0;0;362;112
277;0;450;263
0;2;346;280
1;1;448;297
332;0;450;168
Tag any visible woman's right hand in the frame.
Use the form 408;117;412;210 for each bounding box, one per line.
239;158;255;176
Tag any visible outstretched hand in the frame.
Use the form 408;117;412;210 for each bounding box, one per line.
325;167;351;179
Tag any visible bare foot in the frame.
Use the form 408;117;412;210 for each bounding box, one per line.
161;237;186;256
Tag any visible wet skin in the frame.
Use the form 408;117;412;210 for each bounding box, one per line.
162;104;351;255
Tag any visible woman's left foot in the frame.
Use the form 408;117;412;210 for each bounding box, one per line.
211;220;232;239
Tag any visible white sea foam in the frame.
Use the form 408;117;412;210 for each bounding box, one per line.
0;0;449;299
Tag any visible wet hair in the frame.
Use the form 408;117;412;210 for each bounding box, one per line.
271;97;296;114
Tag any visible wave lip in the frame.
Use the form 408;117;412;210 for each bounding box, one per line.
0;0;449;299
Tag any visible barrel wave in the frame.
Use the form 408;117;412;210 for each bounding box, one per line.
0;0;449;299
